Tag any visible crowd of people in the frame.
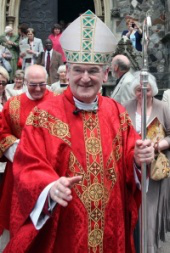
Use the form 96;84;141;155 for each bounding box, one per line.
0;10;169;253
0;23;65;85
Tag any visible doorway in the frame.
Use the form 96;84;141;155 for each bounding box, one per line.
58;0;95;28
19;0;95;43
19;0;58;43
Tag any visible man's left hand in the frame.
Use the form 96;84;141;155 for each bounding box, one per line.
134;139;154;167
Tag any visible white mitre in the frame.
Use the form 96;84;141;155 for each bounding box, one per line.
60;10;118;64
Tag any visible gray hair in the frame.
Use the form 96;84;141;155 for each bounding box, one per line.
24;65;48;80
112;57;131;72
131;71;158;97
15;69;25;79
0;66;9;81
57;65;66;74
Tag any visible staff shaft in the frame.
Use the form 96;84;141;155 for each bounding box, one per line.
140;71;148;253
140;15;151;252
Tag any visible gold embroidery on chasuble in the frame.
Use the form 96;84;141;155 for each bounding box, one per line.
9;96;22;136
25;108;131;252
68;112;117;253
120;111;132;131
0;136;17;156
26;107;71;146
53;92;61;96
113;111;132;162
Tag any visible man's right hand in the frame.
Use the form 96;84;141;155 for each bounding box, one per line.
49;176;82;207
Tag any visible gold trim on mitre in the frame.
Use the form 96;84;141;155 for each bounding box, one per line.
60;10;118;64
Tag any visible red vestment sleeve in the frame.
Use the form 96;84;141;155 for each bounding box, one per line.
10;113;70;237
0;100;17;158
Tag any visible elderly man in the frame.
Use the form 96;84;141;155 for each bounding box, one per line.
111;54;135;104
0;65;53;247
37;38;63;84
4;11;154;253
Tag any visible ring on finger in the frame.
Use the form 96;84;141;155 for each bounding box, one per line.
55;189;59;196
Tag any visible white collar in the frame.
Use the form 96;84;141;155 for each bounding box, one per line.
26;89;35;100
73;96;98;111
46;49;53;55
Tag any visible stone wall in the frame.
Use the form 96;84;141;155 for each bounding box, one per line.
111;0;170;92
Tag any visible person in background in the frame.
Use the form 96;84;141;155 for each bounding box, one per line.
51;64;68;94
20;28;44;70
0;66;9;253
162;89;170;109
0;26;19;82
59;20;67;31
4;11;154;253
5;69;27;100
0;67;8;249
37;38;63;85
0;45;12;72
18;23;29;43
110;54;134;103
0;65;53;252
17;23;29;69
122;16;142;52
48;24;66;63
124;71;170;253
0;66;8;111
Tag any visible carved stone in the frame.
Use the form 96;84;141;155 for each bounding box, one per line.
6;15;15;26
110;8;120;18
113;37;143;70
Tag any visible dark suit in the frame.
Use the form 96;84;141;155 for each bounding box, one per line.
37;49;63;84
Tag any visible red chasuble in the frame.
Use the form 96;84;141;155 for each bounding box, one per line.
5;87;140;253
0;90;52;234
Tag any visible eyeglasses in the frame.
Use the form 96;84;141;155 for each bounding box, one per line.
0;81;7;86
28;82;47;88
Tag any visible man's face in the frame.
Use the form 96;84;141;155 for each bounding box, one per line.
26;70;47;100
67;64;108;103
45;40;53;51
111;61;118;78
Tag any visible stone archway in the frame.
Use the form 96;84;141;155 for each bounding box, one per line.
0;0;112;35
0;0;21;34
